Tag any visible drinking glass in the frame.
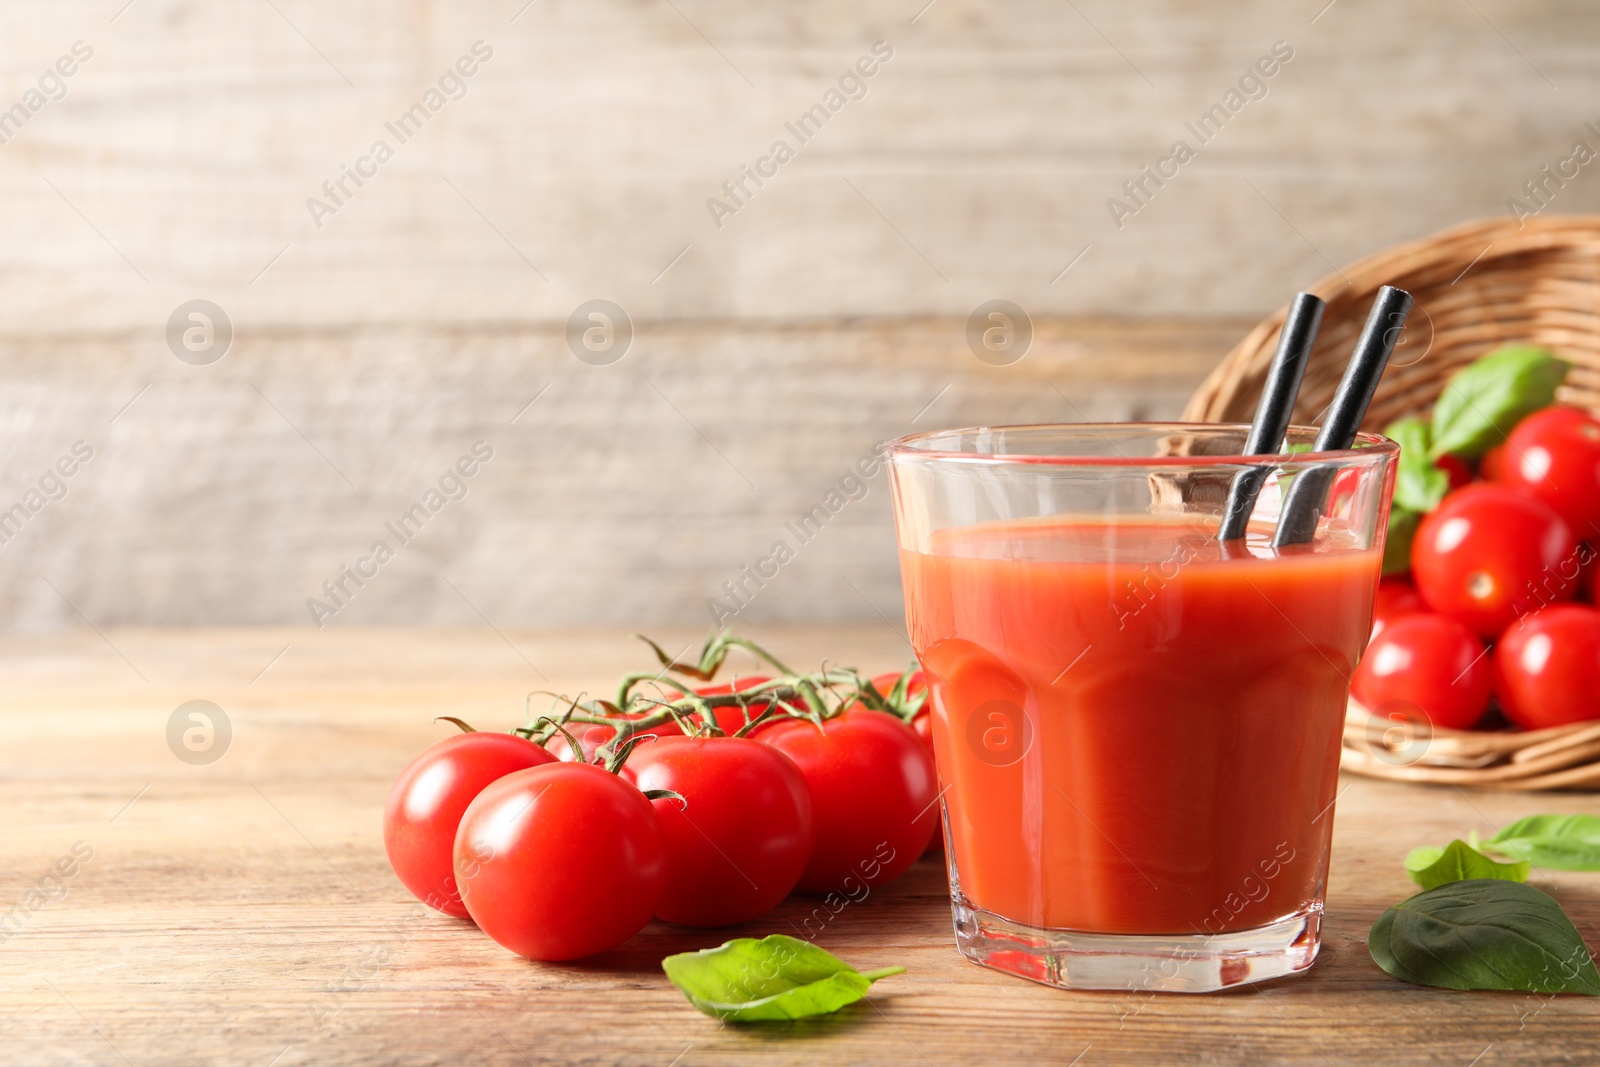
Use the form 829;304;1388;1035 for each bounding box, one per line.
888;423;1398;992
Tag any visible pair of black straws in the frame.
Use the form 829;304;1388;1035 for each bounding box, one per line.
1217;285;1413;546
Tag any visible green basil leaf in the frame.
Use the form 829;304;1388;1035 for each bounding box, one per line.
1405;839;1530;889
1385;417;1450;513
662;934;904;1021
1383;506;1420;576
1429;345;1571;460
1485;814;1600;871
1369;880;1600;995
1404;845;1444;872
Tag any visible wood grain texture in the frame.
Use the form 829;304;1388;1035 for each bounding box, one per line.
3;628;1598;1066
0;0;1596;331
2;0;1598;626
0;317;1240;629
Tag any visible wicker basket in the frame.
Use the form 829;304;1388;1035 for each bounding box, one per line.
1184;215;1600;791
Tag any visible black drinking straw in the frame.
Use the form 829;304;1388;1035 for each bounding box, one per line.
1217;292;1325;540
1272;285;1414;547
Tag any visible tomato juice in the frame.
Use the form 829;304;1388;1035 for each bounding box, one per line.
901;516;1379;937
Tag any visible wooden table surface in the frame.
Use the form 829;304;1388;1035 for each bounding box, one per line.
5;627;1599;1066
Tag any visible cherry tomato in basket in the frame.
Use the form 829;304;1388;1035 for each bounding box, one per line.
629;736;813;927
1435;453;1474;490
454;762;666;960
1479;444;1507;483
1492;406;1600;540
760;709;938;894
1370;577;1427;644
1324;466;1363;518
383;732;557;917
1351;613;1491;731
1515;404;1596;434
1411;483;1579;639
1491;603;1600;730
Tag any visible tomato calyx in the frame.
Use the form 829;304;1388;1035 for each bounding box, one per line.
514;630;887;773
433;715;478;733
857;664;928;725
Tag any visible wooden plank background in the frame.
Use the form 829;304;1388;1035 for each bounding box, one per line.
0;0;1598;626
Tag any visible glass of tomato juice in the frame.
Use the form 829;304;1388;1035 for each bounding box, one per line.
888;423;1397;992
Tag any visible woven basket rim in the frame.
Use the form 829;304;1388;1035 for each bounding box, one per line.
1185;214;1600;424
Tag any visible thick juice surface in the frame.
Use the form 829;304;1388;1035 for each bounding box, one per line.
901;516;1378;936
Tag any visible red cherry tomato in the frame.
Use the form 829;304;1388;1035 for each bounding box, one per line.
674;676;791;734
454;763;666;960
1370;577;1427;644
1514;405;1596;434
383;732;556;917
868;670;904;700
869;669;941;857
629;736;813;927
545;677;788;764
1435;453;1474;490
909;706;933;751
544;719;656;764
1492;603;1600;729
760;709;938;894
1351;614;1491;731
867;670;928;727
1479;444;1507;482
1412;483;1579;639
1491;406;1600;540
1314;466;1363;520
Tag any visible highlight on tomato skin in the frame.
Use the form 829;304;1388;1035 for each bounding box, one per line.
1351;613;1492;732
1492;603;1600;730
629;735;815;928
453;762;667;962
382;731;557;918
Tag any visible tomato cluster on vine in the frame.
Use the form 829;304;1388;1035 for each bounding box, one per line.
382;632;935;961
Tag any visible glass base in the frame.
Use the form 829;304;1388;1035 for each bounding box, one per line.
951;896;1322;993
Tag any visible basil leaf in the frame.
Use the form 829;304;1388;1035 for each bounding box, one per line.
1369;880;1600;995
1383;506;1419;576
1486;814;1600;871
1405;839;1530;889
662;934;904;1021
1385;417;1449;513
1405;845;1444;872
1429;345;1571;460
